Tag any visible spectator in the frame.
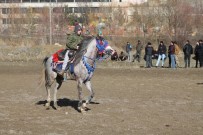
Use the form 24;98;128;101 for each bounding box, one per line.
126;42;132;62
133;40;143;62
198;40;203;67
174;41;181;68
168;41;176;69
155;41;167;68
119;51;128;61
194;41;200;68
183;40;193;68
111;50;119;61
168;47;171;68
145;42;154;68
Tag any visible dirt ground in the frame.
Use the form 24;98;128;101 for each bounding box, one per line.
0;61;203;135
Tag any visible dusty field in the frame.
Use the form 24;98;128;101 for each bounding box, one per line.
0;61;203;135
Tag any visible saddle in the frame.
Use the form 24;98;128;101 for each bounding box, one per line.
57;49;75;61
52;49;76;73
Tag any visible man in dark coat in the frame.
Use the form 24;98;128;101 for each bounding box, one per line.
198;40;203;67
145;42;154;68
183;40;193;68
194;41;200;68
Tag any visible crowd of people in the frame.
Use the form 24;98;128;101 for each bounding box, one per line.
111;39;203;68
53;20;203;70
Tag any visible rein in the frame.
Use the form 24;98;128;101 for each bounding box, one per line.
82;55;96;83
78;38;110;83
82;56;96;74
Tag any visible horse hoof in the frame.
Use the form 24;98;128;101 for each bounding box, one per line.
78;107;85;113
80;108;86;114
53;106;60;110
45;103;50;107
82;103;87;108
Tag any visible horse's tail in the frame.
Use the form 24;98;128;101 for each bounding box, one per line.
38;57;49;88
43;56;49;67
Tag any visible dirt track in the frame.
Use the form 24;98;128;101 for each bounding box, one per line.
0;62;203;135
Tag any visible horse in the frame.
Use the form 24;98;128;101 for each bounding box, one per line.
43;37;113;112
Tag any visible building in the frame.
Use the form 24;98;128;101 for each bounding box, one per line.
0;0;147;28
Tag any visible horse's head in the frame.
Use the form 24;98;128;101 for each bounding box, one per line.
96;38;114;59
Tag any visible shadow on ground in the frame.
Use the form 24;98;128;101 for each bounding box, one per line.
36;98;99;112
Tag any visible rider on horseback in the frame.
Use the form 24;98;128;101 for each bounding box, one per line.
55;21;84;77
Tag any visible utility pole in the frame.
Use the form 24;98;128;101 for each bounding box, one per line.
49;1;52;45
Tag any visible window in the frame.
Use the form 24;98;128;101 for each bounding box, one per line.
2;8;9;14
75;0;92;2
22;0;31;2
65;7;73;13
92;0;110;2
3;18;11;24
0;0;6;3
58;0;74;2
3;18;7;24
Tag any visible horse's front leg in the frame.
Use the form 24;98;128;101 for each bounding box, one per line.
53;77;63;110
84;81;94;105
77;79;85;113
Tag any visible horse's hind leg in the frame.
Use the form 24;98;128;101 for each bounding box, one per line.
85;81;95;105
53;77;63;110
45;85;51;109
45;74;53;109
45;72;56;109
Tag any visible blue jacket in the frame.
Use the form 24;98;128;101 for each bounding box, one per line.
126;43;132;53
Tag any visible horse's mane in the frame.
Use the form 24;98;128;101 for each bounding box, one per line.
74;36;95;66
77;36;94;52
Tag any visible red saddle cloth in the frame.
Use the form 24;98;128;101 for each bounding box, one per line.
52;49;64;63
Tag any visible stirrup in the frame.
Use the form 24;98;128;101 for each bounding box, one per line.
63;72;69;81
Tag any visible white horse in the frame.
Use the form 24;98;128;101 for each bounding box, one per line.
43;37;113;112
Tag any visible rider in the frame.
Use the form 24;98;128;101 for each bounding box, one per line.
53;21;84;77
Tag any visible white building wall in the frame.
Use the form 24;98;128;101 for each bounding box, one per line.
0;0;146;29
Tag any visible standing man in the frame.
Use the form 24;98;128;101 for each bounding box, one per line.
145;42;154;68
133;40;143;62
174;41;181;68
183;40;193;68
194;41;200;68
155;41;166;68
126;42;132;62
198;40;203;67
168;41;176;69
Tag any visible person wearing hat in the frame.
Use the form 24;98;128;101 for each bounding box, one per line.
66;21;83;50
57;21;84;77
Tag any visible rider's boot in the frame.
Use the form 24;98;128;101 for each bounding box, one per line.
58;70;65;77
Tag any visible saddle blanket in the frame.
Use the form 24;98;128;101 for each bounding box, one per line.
52;62;74;74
